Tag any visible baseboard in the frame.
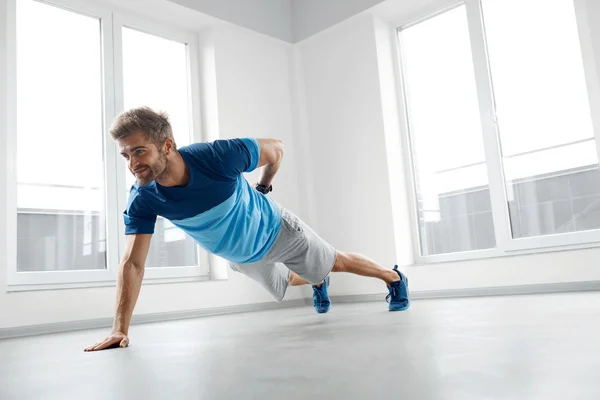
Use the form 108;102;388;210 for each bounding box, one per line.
330;280;600;303
0;298;307;341
2;281;599;340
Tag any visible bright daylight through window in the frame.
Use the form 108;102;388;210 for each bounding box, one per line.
400;0;600;258
14;0;204;282
121;27;197;269
482;0;600;239
16;0;107;271
401;5;494;256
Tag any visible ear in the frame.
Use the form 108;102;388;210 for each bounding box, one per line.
163;138;175;155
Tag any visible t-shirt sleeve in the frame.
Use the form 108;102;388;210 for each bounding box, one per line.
123;189;157;235
184;138;260;180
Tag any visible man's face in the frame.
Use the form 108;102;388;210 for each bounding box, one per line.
118;131;168;186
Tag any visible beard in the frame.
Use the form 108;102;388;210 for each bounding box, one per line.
154;150;169;182
135;150;169;186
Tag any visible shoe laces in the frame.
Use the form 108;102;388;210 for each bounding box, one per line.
313;285;323;302
385;286;398;304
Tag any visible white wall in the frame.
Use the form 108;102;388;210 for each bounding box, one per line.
295;1;600;297
0;0;306;329
296;13;401;296
213;24;303;218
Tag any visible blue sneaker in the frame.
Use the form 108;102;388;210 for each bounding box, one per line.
386;266;410;311
312;276;331;314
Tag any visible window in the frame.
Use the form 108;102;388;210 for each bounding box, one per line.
121;27;197;269
482;0;600;239
16;0;107;272
399;0;600;261
400;5;495;256
9;0;206;286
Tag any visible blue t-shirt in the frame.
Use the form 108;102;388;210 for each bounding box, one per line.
123;138;282;264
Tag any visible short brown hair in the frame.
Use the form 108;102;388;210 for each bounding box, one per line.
109;106;176;149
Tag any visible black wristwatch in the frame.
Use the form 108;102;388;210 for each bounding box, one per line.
255;184;272;194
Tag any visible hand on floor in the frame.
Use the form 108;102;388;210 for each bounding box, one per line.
84;331;129;352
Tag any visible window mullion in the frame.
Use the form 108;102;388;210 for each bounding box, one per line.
102;11;121;278
111;12;128;268
181;33;209;274
464;0;512;251
395;30;426;262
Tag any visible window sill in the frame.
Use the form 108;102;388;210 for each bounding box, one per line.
5;274;212;293
413;238;600;266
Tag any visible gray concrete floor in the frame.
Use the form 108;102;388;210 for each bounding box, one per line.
1;292;600;400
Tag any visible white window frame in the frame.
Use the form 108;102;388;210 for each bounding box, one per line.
395;0;600;264
5;0;209;288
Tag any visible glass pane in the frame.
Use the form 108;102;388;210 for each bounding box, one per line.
400;6;496;256
483;0;600;238
121;27;196;268
16;0;107;271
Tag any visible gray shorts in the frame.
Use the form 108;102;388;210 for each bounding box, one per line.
229;207;337;301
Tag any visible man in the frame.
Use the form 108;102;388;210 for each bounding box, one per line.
85;107;409;352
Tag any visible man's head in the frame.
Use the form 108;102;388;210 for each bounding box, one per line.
110;107;177;186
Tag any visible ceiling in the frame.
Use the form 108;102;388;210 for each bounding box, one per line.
167;0;387;42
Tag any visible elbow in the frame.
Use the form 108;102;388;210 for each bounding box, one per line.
274;140;284;163
120;260;145;272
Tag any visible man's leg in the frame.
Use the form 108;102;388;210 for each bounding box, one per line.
331;251;400;285
289;252;407;312
289;272;322;287
273;207;409;311
288;252;400;286
329;251;409;311
288;272;330;313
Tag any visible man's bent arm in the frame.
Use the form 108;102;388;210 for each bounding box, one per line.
256;138;284;188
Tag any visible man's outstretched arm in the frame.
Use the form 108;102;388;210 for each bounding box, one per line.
84;234;152;352
256;138;284;188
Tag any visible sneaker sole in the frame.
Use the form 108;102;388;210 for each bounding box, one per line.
389;303;410;312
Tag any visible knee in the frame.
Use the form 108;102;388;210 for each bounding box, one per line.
332;251;348;272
